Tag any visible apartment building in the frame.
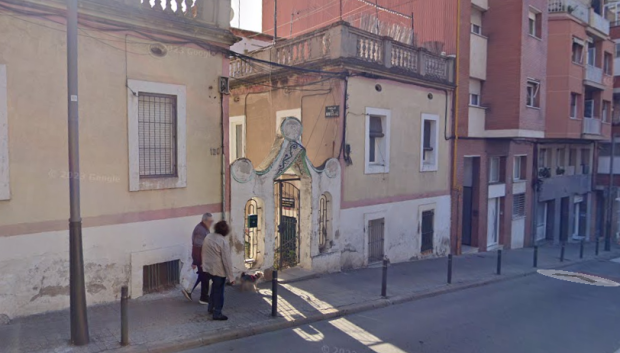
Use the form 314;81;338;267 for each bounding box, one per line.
0;0;235;318
594;0;620;247
261;0;458;54
450;0;547;254
538;0;613;244
228;22;455;273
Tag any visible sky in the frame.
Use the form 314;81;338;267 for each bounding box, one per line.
230;0;262;32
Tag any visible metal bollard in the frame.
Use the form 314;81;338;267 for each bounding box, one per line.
560;242;565;262
596;236;600;256
533;246;538;268
120;286;129;346
579;240;584;259
381;258;388;298
496;250;502;275
447;254;453;284
271;270;278;318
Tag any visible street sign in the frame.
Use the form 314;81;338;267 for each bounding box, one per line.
325;105;340;118
537;269;619;287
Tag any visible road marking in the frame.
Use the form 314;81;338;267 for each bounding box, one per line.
552;273;597;283
611;257;620;264
537;270;620;287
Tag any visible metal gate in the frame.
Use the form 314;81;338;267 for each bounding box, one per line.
275;179;301;269
368;218;385;262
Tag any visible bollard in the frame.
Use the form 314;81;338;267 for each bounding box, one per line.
596;236;600;256
381;258;388;298
447;254;453;284
496;249;502;275
120;286;129;346
579;240;584;259
271;270;278;318
533;246;538;268
560;242;565;262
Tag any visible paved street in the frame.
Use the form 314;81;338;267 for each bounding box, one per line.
183;258;620;353
1;243;618;353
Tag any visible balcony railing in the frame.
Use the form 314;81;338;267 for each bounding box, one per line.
583;117;602;135
548;0;589;23
230;23;454;84
585;65;603;84
590;9;610;35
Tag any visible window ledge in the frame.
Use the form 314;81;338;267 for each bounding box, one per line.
420;163;438;172
528;34;542;41
526;106;541;110
469;104;487;110
471;32;488;39
135;175;187;192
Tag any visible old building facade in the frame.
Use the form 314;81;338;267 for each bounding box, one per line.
0;0;235;318
228;22;455;274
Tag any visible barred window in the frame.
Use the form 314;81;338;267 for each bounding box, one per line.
138;93;177;177
513;193;526;218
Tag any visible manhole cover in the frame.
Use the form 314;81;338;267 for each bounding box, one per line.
537;270;620;287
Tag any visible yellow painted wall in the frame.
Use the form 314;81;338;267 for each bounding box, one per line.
0;16;225;226
343;76;452;202
230;77;342;167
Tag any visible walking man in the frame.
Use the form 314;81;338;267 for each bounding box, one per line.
202;220;235;320
182;213;213;304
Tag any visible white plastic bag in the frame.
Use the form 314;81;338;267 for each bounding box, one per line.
180;262;198;291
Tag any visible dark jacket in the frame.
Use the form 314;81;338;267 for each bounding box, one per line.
191;222;209;266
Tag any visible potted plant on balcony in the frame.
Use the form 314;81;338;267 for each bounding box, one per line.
538;167;551;179
556;166;566;175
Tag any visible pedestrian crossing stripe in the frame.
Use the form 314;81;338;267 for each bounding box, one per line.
537;269;620;287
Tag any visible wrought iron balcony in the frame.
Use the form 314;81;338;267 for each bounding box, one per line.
230;23;455;85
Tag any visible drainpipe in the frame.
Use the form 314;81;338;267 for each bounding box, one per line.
221;94;227;221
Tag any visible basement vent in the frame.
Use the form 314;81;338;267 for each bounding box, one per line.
143;260;180;294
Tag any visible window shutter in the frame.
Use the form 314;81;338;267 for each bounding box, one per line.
369;116;384;138
423;120;432;149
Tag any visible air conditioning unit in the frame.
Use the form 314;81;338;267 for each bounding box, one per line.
219;76;230;95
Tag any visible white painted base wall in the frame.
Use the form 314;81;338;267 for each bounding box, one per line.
0;213;219;319
511;218;525;249
338;195;451;269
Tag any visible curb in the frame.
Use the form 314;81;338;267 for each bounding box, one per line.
114;251;620;353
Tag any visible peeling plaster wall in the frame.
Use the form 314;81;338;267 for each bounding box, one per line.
339;195;451;269
230;122;342;274
0;214;219;319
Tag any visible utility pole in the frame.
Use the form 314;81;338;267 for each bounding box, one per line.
606;135;616;251
66;0;89;345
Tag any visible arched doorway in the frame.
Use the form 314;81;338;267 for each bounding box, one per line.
274;176;301;269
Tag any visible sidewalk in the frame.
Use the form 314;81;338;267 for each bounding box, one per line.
2;243;619;353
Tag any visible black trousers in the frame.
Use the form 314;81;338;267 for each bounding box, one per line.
197;268;211;302
208;275;226;316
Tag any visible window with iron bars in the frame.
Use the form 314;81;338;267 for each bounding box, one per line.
138;93;178;178
143;260;180;294
319;194;329;252
513;193;526;219
421;210;434;253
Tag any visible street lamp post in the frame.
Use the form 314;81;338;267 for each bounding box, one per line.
66;0;89;345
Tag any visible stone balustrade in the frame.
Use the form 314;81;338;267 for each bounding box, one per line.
230;23;454;85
